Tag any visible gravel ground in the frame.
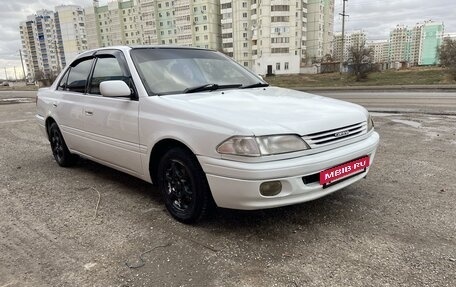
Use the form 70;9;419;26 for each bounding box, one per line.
0;102;455;287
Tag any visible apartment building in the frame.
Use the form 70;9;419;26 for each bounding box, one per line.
307;0;334;63
55;5;88;65
388;25;412;63
418;21;444;65
20;6;88;80
86;0;221;50
220;0;334;75
85;0;142;48
138;0;221;49
19;10;61;80
333;31;366;62
367;40;389;63
388;21;443;66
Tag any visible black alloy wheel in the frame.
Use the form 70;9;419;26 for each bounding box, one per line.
49;122;77;167
157;147;213;223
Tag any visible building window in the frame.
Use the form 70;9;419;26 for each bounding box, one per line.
242;13;248;18
221;3;231;9
244;62;248;66
285;62;289;70
276;63;280;70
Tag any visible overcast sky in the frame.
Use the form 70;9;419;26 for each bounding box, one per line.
1;0;455;79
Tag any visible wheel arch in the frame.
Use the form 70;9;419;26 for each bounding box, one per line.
45;117;57;141
149;138;198;184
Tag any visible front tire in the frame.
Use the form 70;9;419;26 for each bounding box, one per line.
49;122;77;167
157;147;212;223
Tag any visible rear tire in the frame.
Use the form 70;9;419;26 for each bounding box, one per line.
49;122;77;167
157;147;212;223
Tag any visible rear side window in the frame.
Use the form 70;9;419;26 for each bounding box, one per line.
89;56;125;95
66;58;93;93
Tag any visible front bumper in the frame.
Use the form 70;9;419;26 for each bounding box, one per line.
198;131;379;210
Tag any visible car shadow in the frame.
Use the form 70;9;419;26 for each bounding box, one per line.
69;157;363;238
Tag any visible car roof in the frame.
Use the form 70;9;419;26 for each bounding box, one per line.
76;45;213;59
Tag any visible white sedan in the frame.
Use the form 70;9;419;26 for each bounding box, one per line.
36;46;379;223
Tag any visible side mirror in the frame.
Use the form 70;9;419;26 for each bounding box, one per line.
100;80;131;97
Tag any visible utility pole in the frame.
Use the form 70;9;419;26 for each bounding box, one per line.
4;67;7;81
14;67;17;81
340;0;349;73
19;49;26;81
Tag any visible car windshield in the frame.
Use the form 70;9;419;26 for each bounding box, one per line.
130;48;266;95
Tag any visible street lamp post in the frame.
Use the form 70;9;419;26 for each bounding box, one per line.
19;49;26;81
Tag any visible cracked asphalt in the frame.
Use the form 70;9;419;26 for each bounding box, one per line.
0;91;455;286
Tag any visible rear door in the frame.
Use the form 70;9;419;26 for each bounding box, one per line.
82;50;142;175
53;57;94;153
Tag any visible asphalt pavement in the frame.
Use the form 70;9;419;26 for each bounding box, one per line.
0;89;455;286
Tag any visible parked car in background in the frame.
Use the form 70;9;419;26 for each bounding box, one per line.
2;81;9;86
36;46;379;223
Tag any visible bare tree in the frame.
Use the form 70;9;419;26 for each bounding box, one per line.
439;39;456;80
348;43;373;81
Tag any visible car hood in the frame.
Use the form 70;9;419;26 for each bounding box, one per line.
158;87;368;136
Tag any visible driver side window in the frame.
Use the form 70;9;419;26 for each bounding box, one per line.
89;56;126;95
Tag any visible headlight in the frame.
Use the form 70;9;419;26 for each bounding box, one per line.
217;135;309;157
367;114;374;131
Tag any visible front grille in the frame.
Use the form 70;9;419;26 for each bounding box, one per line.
302;122;367;148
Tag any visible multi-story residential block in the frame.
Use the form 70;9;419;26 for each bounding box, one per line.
333;31;366;62
419;21;444;65
138;0;221;49
20;6;88;80
220;0;252;68
19;10;61;80
21;0;336;78
367;40;389;63
307;0;334;62
388;25;412;63
55;5;88;65
387;21;443;66
220;0;333;75
85;0;142;48
87;0;221;50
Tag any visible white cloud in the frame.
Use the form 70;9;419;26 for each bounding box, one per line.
334;0;456;40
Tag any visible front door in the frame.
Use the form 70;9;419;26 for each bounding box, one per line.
82;52;142;175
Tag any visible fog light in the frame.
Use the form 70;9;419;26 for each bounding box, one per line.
259;181;282;196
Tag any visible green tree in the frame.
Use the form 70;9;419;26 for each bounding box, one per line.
439;39;456;80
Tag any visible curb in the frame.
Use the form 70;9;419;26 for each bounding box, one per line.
291;85;456;92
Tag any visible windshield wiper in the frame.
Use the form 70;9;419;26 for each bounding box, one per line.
240;82;269;89
184;83;242;93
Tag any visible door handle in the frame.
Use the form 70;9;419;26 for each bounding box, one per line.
85;111;93;116
52;102;58;107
